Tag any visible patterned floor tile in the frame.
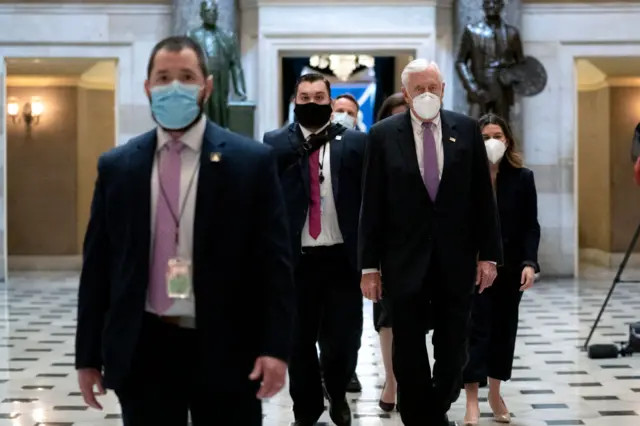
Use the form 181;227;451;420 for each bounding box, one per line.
1;270;640;425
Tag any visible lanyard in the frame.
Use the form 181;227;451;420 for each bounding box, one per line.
157;148;201;244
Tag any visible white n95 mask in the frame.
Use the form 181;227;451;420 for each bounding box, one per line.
332;112;356;129
412;92;441;120
484;138;507;164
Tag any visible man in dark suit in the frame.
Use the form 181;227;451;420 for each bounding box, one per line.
359;59;502;426
75;36;294;426
264;73;367;426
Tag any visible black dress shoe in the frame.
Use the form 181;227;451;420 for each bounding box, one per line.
328;398;352;426
346;373;362;393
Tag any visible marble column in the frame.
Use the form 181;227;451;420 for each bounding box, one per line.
172;0;237;36
451;0;522;139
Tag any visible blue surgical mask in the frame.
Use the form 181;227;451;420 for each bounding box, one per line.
150;80;202;130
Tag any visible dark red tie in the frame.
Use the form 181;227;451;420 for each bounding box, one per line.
308;148;321;239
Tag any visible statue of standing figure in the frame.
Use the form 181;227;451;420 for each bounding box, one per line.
187;0;247;128
455;0;547;128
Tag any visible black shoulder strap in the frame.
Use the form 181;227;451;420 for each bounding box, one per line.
277;123;348;176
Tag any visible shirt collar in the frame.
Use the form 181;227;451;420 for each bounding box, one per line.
156;115;206;152
410;110;441;131
299;121;331;140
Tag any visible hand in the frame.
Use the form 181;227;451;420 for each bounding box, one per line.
520;266;535;291
77;368;106;410
476;261;497;293
249;356;287;399
473;89;491;104
361;272;382;301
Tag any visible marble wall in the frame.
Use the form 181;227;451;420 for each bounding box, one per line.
0;3;172;276
520;2;640;275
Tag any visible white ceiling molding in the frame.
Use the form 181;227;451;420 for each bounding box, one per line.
79;61;116;91
577;80;609;92
522;2;640;15
575;59;607;91
607;77;640;88
0;3;170;14
6;76;79;87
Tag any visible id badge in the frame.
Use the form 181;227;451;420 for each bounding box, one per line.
166;257;192;299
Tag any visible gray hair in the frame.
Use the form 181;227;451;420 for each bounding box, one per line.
401;59;444;87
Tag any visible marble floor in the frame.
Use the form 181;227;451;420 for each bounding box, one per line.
0;271;640;425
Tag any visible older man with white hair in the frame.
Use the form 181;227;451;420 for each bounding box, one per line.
358;59;503;426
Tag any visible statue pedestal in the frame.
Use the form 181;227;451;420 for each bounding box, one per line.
228;100;256;139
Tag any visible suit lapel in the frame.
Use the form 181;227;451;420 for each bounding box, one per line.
288;123;310;198
439;111;458;185
193;121;227;248
396;111;422;177
128;130;157;264
330;132;344;202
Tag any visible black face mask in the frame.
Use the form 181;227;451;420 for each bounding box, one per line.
294;103;332;129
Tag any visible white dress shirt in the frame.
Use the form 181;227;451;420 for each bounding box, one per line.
145;115;205;320
362;112;444;275
299;123;344;247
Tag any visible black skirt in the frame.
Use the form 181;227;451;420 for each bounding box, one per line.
373;297;393;332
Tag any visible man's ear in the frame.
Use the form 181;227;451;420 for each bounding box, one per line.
144;79;151;99
205;75;214;101
401;86;410;104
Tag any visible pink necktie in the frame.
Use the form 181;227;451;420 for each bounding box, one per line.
149;140;184;314
308;148;321;239
422;122;440;201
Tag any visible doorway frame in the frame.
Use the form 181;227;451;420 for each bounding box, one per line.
560;42;640;277
256;35;434;138
0;44;129;277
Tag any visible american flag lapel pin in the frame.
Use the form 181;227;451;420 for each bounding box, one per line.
449;137;456;143
210;152;222;162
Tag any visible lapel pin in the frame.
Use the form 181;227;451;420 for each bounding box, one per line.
210;152;222;162
336;135;343;141
449;137;456;143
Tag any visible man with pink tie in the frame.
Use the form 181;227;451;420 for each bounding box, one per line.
74;36;294;426
263;73;367;426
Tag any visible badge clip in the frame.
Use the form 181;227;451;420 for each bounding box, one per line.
210;152;222;162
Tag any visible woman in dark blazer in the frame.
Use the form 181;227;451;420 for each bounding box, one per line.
372;92;408;412
463;113;541;425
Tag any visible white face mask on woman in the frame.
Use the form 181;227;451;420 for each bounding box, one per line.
411;92;441;120
484;138;507;164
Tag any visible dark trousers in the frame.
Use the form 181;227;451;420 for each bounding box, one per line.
463;267;523;386
391;257;473;426
289;245;362;422
115;314;262;426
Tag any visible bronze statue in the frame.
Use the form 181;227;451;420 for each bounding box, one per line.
187;0;247;127
455;0;526;124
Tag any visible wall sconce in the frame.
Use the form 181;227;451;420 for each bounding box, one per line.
7;96;44;127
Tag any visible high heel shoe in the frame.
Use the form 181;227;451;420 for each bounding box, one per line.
463;404;480;426
378;382;396;412
490;395;511;423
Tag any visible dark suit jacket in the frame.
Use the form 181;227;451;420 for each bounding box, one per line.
75;120;294;391
263;123;367;272
496;161;540;273
358;110;502;297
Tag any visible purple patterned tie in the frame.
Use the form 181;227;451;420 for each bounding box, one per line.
149;140;184;314
422;122;440;201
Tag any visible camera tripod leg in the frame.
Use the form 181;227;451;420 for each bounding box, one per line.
583;222;640;351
